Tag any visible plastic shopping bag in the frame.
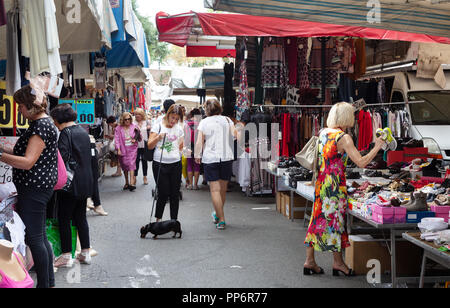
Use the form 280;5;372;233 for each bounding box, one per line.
46;219;77;258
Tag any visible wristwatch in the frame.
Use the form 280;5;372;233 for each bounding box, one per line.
0;150;3;160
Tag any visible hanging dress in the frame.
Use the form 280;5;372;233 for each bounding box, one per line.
236;60;250;121
305;128;350;253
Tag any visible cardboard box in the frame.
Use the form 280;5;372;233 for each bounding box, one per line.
282;193;306;220
276;192;283;214
345;235;423;276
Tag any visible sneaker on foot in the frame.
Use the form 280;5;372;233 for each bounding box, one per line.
216;221;226;230
212;212;219;224
77;251;92;265
54;254;74;268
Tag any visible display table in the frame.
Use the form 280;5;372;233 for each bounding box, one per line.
347;210;450;287
402;232;450;288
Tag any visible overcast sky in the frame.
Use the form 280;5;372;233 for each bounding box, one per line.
136;0;207;22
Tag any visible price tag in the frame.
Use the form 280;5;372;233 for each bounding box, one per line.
76;99;95;124
0;81;30;129
0;137;18;184
59;99;95;125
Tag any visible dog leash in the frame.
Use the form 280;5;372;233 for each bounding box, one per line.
149;133;167;224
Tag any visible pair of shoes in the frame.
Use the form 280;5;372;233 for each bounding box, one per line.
129;185;137;192
216;221;226;230
123;184;130;190
94;206;108;216
54;254;74;268
366;161;387;170
212;212;219;224
303;266;325;276
187;185;193;190
402;192;428;212
77;251;92;265
365;170;383;178
434;195;450;205
332;268;356;277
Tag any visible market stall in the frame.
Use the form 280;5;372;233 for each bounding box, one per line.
158;9;450;287
0;0;152;267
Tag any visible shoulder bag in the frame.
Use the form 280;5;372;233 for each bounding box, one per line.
295;136;319;171
143;125;161;162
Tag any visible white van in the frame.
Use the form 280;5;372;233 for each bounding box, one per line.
363;70;450;162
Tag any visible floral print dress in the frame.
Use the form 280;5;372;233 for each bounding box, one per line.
304;128;350;252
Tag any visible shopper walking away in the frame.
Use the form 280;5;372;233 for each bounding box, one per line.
148;105;184;222
105;116;122;177
134;108;151;185
115;112;139;192
195;100;238;230
303;102;386;277
0;84;58;288
51;104;94;268
184;109;201;190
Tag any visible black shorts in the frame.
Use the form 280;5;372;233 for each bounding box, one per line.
203;161;233;182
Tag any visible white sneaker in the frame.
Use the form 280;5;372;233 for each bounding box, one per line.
77;251;92;265
54;254;74;268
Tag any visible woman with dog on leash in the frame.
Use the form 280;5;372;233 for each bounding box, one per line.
195;100;238;230
148;105;185;222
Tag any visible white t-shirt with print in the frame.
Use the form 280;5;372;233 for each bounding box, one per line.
197;115;235;164
151;122;184;164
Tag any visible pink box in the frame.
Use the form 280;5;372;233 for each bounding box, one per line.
372;205;394;224
435;213;450;223
429;205;450;214
430;205;450;223
394;207;407;224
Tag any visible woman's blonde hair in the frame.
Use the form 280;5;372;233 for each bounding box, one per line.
327;102;356;129
119;112;133;126
134;108;147;121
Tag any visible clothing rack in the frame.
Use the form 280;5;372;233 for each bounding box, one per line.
256;105;333;108
363;100;425;107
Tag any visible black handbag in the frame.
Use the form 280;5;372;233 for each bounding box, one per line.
134;127;142;143
143;126;161;162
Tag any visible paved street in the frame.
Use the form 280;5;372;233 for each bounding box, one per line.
50;166;369;288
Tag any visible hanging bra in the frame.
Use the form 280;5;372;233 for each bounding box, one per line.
0;252;34;289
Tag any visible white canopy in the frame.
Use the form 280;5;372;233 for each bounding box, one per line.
110;67;151;83
0;0;117;60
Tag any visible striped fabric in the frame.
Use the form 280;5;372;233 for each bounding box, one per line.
206;0;450;38
203;69;225;89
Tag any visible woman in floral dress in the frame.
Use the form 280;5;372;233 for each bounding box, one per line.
304;102;385;277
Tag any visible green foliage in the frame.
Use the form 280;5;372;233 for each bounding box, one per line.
132;0;171;66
